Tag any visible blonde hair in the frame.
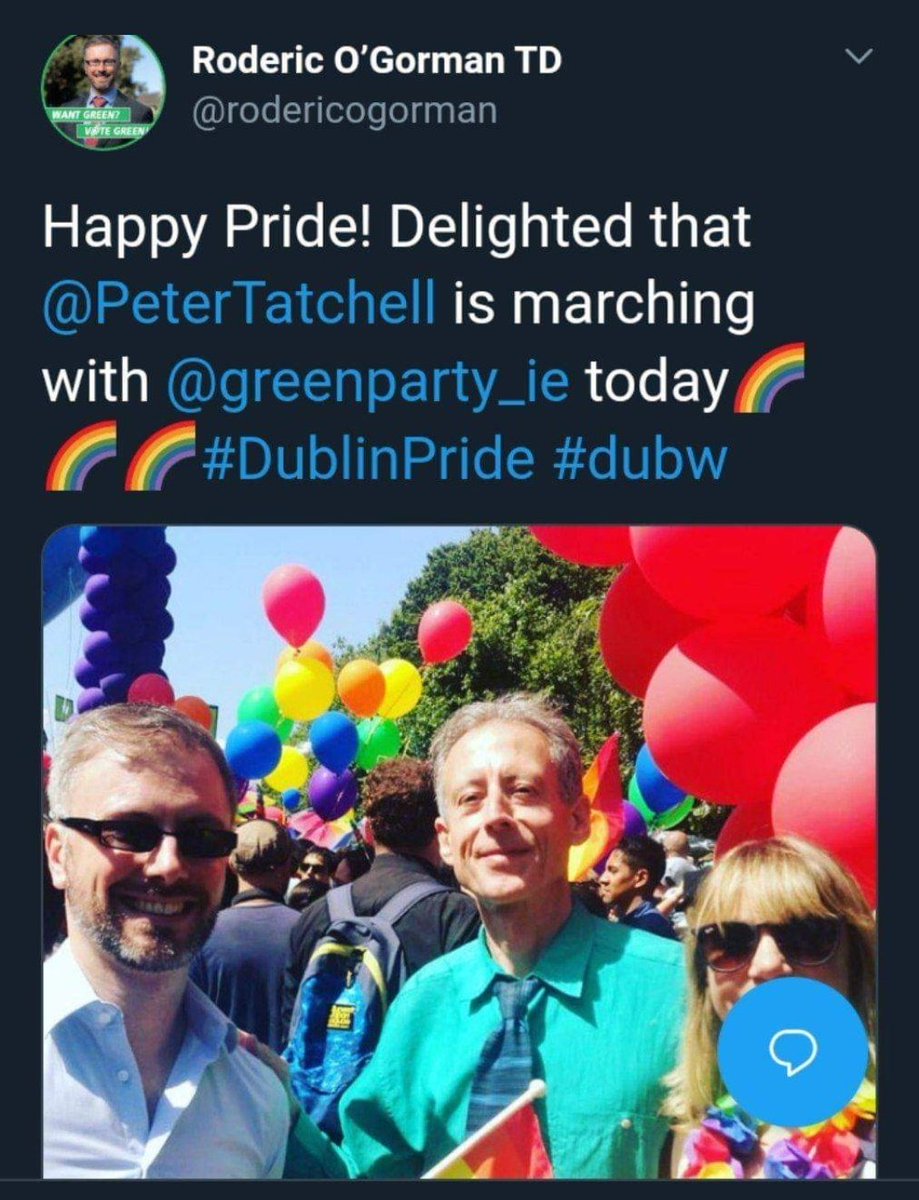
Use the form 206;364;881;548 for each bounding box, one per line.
662;836;876;1129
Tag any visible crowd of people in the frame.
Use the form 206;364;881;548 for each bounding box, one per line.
42;694;875;1179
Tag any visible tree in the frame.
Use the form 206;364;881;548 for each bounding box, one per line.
333;527;644;774
43;35;144;106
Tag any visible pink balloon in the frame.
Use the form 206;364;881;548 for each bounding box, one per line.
714;802;775;859
418;600;474;664
807;528;876;700
631;526;839;619
772;703;876;907
644;617;847;807
262;565;326;647
530;526;632;567
598;564;700;697
127;673;175;705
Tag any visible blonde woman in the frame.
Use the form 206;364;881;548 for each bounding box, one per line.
664;837;876;1179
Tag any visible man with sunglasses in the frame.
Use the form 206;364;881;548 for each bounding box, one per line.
43;704;289;1178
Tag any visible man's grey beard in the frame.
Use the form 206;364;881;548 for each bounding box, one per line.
67;891;219;973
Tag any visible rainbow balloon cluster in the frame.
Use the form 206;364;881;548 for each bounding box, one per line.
532;525;877;905
224;566;474;832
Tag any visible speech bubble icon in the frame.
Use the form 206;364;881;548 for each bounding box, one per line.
768;1028;819;1078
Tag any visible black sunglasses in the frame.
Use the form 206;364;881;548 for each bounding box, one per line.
58;817;237;860
696;917;842;973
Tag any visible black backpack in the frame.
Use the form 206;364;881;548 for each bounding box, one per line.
283;878;448;1140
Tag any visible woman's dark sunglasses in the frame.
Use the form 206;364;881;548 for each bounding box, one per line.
696;917;842;973
58;817;237;860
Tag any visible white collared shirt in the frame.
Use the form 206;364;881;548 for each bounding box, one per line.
44;941;288;1178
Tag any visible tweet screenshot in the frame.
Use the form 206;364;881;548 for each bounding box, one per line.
23;3;906;1183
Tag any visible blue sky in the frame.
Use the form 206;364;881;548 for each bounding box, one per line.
43;526;478;748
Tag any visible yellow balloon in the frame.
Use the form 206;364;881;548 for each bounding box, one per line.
264;745;309;791
274;659;335;721
567;810;611;882
378;658;423;719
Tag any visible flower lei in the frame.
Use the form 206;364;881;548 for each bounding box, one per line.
680;1080;875;1179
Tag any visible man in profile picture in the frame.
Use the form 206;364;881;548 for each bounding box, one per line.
58;35;153;149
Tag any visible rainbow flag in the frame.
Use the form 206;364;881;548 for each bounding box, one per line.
425;1081;553;1180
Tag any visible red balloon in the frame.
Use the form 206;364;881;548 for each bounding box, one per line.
630;526;839;619
174;695;214;731
127;673;175;705
262;565;326;647
772;703;876;907
714;802;775;859
807;528;876;701
644;617;847;807
598;564;700;697
418;600;474;664
530;526;632;567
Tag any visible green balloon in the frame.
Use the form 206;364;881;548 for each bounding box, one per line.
276;717;294;742
628;774;655;824
356;718;402;771
238;685;281;727
653;794;696;829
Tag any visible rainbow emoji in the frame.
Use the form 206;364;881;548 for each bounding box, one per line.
45;420;117;491
734;342;806;413
124;421;196;491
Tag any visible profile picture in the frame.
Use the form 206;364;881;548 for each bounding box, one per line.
42;34;164;151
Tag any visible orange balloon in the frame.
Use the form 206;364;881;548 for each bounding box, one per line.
337;659;386;717
276;639;335;674
174;695;214;732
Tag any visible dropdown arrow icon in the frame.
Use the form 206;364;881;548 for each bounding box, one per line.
845;48;874;64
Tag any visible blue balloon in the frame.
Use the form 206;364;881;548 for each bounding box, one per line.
225;721;282;781
635;743;687;814
310;712;359;774
281;788;302;812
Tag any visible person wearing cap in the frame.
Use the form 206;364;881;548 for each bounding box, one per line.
191;819;301;1053
43;704;289;1179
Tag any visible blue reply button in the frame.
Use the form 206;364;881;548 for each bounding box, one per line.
717;978;869;1128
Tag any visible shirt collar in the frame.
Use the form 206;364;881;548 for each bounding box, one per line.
43;940;106;1036
184;980;238;1054
89;85;119;104
43;939;235;1053
457;899;596;1005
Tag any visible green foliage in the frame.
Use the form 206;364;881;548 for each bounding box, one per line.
43;36;143;105
333;527;644;777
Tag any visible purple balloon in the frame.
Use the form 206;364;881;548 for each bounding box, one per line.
83;631;127;671
107;550;149;588
131;576;172;615
123;527;166;558
621;801;648;838
145;610;175;641
74;656;100;689
308;766;358;822
100;671;132;702
131;639;166;671
76;687;107;713
78;598;107;632
79;526;123;557
84;574;126;612
78;546;110;574
149;543;177;575
105;610;148;645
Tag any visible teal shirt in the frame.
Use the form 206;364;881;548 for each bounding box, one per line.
286;901;685;1179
